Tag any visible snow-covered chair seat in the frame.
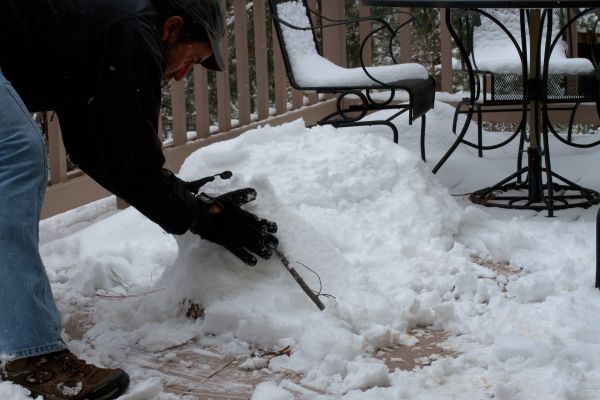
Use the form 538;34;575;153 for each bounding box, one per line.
470;9;594;76
451;8;600;155
269;0;436;161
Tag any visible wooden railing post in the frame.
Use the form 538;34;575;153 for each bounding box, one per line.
216;0;232;132
358;4;373;67
193;65;210;139
234;0;251;126
321;0;347;67
170;79;187;146
439;8;454;92
567;8;578;57
253;0;270;120
398;7;413;63
272;22;288;115
305;0;319;105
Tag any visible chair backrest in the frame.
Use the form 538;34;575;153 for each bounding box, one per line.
465;9;591;75
469;9;525;73
268;0;322;89
269;0;431;89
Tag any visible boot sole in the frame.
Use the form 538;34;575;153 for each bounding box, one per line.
26;369;130;400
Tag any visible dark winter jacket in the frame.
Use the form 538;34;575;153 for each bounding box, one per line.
0;0;199;234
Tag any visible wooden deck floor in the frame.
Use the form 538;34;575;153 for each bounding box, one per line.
64;313;455;399
148;330;454;399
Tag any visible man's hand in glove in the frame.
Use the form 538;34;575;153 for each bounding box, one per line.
190;188;279;266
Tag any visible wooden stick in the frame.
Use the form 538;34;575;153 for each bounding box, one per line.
274;249;325;311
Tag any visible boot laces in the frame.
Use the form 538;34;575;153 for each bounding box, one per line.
48;352;99;379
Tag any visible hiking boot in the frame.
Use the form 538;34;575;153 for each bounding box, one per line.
1;350;129;400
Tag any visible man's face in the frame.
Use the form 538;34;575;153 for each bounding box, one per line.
163;41;213;81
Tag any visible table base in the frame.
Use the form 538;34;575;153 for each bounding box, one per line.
470;168;600;213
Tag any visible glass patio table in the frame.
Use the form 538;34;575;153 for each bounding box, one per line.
362;0;600;215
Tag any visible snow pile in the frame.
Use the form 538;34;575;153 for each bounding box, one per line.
4;101;600;398
54;119;468;397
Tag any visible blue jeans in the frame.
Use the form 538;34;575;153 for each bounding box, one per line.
0;70;66;359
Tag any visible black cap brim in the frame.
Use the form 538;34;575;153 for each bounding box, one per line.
201;33;226;71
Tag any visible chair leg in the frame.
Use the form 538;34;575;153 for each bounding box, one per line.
390;122;399;144
452;100;467;134
452;103;460;134
477;105;483;158
567;102;580;143
597;206;600;289
420;114;427;162
516;123;526;183
433;103;476;174
542;129;555;217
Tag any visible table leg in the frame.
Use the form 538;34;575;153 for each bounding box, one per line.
526;10;546;206
596;206;600;289
528;10;541;152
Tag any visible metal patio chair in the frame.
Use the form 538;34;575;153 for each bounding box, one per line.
268;0;436;161
451;8;600;161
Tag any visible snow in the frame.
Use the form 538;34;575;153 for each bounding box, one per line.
276;1;429;87
117;379;163;400
252;382;294;400
0;382;41;400
3;100;600;399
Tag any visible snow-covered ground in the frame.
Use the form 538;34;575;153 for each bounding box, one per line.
4;100;600;399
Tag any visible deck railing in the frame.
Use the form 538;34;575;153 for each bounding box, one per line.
41;2;598;219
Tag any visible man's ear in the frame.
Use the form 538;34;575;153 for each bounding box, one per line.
161;16;184;44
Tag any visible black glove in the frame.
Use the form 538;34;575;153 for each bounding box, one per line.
190;188;279;266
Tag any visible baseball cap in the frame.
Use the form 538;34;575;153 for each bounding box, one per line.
168;0;226;71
